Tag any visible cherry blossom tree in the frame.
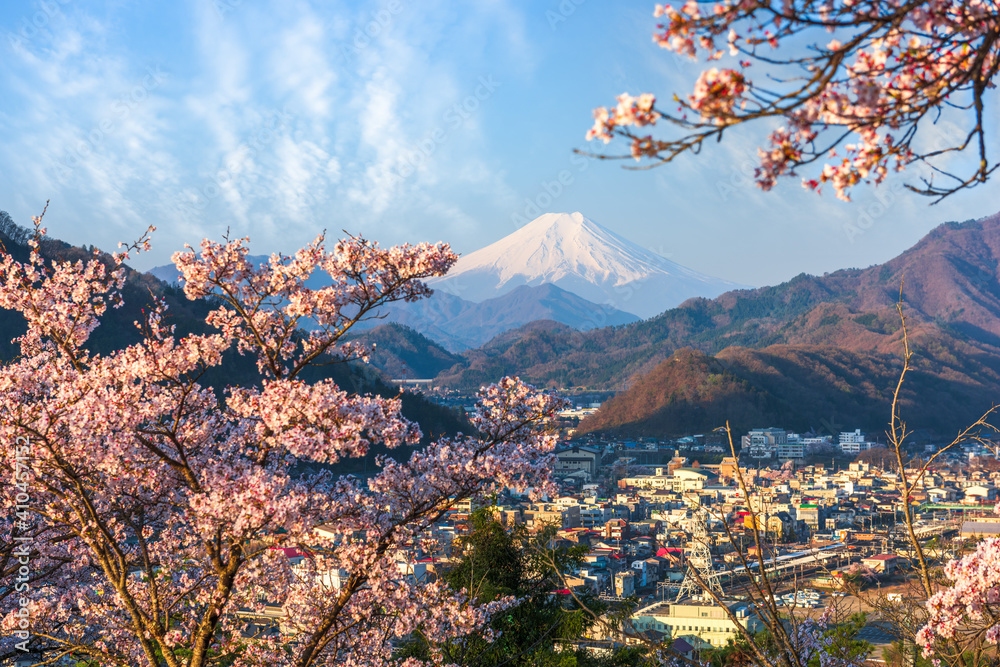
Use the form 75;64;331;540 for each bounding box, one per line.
916;520;1000;665
0;211;566;667
584;1;1000;202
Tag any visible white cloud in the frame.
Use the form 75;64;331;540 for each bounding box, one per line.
266;7;336;124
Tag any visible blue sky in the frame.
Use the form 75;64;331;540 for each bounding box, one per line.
1;0;997;287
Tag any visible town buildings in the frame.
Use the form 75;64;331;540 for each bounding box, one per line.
278;425;1000;656
630;600;764;649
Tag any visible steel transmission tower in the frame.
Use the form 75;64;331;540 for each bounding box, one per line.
675;509;724;601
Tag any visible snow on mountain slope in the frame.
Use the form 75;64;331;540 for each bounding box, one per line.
428;212;749;319
145;249;639;351
353;283;638;351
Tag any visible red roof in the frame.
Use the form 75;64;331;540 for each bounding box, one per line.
274;546;306;558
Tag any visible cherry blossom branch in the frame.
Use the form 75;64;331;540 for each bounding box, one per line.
584;1;1000;202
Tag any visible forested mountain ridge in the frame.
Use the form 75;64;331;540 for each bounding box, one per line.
432;211;1000;437
438;211;1000;392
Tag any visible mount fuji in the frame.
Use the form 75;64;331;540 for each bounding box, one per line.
428;212;748;319
146;212;747;353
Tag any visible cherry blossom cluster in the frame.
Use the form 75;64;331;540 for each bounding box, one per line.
226;378;421;463
0;219;561;667
586;1;1000;201
586;93;660;149
0;214;137;357
688;67;748;123
917;536;1000;657
173;233;457;376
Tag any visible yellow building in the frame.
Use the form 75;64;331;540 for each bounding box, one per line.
630;600;763;648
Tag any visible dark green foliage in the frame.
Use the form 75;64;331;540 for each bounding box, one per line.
445;512;525;600
811;613;874;667
701;613;873;667
344;322;463;379
398;509;642;667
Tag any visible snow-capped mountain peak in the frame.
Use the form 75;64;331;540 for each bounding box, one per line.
429;212;747;319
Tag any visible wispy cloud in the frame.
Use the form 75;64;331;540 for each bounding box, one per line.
2;0;990;286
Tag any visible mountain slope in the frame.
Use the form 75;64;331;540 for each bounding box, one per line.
349;283;638;351
428;212;748;318
150;253;639;352
440;211;1000;393
345;323;463;379
575;344;996;438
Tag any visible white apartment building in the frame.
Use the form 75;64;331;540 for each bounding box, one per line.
839;429;875;455
620;468;712;493
580;504;613;528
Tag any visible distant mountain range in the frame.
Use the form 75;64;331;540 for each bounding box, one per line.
151;262;637;352
351;283;637;351
141;208;1000;438
440;212;1000;385
429;210;1000;438
149;212;743;351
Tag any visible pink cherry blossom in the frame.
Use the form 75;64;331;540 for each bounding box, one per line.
586;1;1000;201
0;214;567;667
919;535;1000;658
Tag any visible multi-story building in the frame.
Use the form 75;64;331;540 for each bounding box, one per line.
719;457;739;483
554;446;601;476
775;440;805;460
744;511;796;540
614;570;635;597
839;429;875;455
620;468;715;494
523;503;581;531
630;600;763;648
580;504;613;528
796;503;825;531
604;518;630;541
741;428;787;459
